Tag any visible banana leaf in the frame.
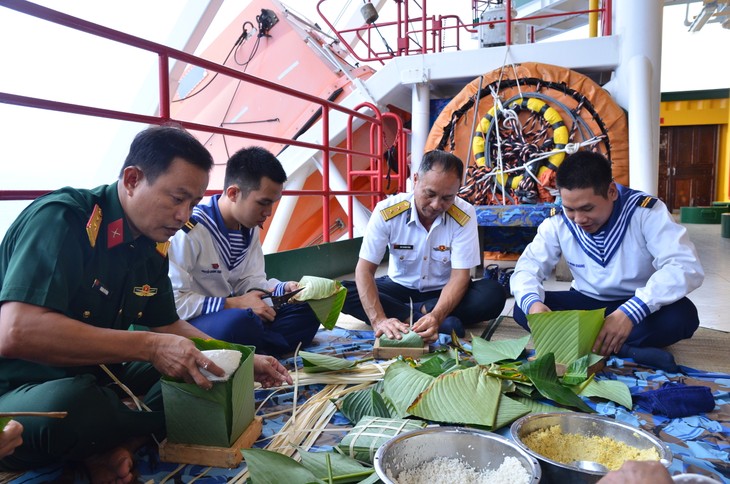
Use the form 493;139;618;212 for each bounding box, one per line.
415;355;446;376
491;393;532;430
161;338;254;447
299;351;356;373
242;448;322;484
578;379;634;410
0;418;10;430
378;330;424;348
298;449;375;483
512;396;574;414
337;388;392;424
520;353;594;413
382;361;434;418
407;366;501;427
528;308;605;365
562;354;591;385
513;381;539;398
293;276;347;330
472;334;531;365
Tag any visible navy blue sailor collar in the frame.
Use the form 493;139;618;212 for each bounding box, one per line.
562;184;648;267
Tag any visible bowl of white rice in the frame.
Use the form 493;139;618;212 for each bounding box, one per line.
373;426;541;484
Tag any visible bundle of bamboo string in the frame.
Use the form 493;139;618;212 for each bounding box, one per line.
227;359;395;483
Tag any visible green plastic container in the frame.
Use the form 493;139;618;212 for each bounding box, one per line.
722;213;730;238
680;206;730;224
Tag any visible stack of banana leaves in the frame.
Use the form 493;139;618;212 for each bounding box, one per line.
243;309;631;483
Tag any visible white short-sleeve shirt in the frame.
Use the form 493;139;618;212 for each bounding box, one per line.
359;192;480;292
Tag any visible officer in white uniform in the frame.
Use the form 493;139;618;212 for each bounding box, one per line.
511;151;704;371
342;150;506;343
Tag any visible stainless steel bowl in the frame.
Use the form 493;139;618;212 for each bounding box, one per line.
373;426;541;483
510;413;672;484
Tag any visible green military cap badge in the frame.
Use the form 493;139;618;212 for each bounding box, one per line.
380;200;410;221
447;204;470;226
86;204;102;248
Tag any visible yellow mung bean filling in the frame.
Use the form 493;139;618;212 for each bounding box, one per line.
522;424;660;471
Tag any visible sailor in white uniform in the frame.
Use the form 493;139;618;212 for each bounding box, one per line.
511;151;704;371
342;150;506;343
168;147;319;356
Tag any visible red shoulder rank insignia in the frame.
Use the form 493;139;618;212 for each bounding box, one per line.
155;241;170;257
86;204;102;248
133;284;158;297
107;218;124;249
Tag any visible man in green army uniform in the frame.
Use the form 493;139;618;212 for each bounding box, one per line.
0;126;291;483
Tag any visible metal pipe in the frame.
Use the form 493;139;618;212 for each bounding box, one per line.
589;0;599;37
410;81;431;176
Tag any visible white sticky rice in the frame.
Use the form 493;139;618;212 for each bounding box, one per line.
388;455;530;484
199;349;242;382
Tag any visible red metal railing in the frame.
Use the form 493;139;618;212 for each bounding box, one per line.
0;0;405;244
317;0;612;64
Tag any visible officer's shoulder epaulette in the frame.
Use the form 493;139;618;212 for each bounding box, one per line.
446;204;470;227
380;200;410;221
549;206;563;217
181;218;198;233
636;195;658;209
155;241;170;258
85;204;103;248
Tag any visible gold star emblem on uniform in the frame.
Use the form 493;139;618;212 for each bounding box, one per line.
133;284;158;297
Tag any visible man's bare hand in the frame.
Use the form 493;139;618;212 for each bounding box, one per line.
284;281;300;292
254;355;292;388
372;318;410;340
597;461;672;484
226;291;276;322
527;302;551;314
412;314;439;343
0;420;23;458
593;309;633;356
148;334;224;390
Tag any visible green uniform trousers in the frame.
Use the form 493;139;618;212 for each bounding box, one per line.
0;362;165;471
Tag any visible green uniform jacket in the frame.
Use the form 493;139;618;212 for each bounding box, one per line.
0;182;179;394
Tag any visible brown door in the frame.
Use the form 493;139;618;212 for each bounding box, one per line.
658;125;718;211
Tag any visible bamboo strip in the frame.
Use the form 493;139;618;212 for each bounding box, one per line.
0;412;67;419
228;359;388;483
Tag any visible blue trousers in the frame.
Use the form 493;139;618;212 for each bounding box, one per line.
512;290;700;348
188;303;320;357
341;276;506;326
0;362;164;470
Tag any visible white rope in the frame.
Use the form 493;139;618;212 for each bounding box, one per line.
527;135;605;163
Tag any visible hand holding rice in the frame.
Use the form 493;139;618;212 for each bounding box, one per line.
199;349;242;382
